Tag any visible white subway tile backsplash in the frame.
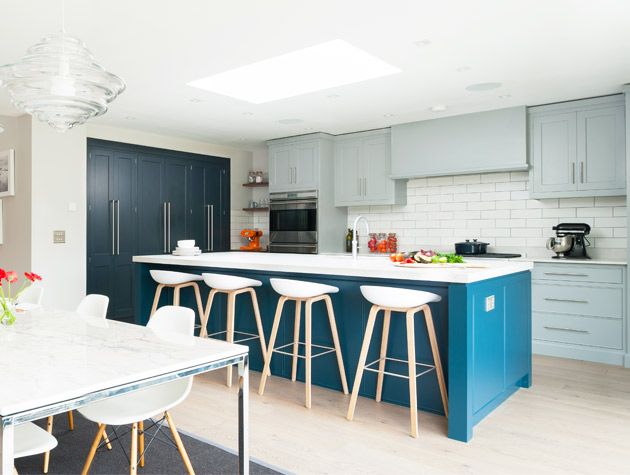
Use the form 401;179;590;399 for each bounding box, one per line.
347;171;626;258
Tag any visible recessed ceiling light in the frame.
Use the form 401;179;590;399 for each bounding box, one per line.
383;113;394;118
327;94;341;99
278;118;303;125
465;82;502;92
498;94;512;99
430;105;447;112
242;112;253;116
187;39;400;104
189;98;202;103
413;39;432;47
456;66;471;72
124;115;136;120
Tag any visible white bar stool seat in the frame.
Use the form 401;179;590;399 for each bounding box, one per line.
258;278;348;408
149;271;204;330
200;273;268;387
346;285;448;438
15;422;58;458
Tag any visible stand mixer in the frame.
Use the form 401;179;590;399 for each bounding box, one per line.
240;228;263;251
546;223;591;259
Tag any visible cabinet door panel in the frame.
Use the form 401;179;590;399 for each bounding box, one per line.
269;146;293;192
205;163;224;252
294;142;318;190
531;112;577;193
334;140;362;205
137;155;165;254
363;136;392;202
163;159;188;252
578;105;625;191
188;163;206;250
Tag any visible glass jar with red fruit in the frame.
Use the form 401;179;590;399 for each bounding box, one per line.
377;233;388;253
387;233;397;253
368;233;378;253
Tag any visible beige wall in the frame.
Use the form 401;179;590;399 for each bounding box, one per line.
0;115;32;273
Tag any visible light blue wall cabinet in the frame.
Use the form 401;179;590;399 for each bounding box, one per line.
334;129;405;206
532;263;628;367
529;95;626;198
268;134;329;193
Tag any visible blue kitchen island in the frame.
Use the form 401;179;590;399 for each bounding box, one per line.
133;252;533;442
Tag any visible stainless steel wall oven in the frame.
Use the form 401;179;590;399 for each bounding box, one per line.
269;191;318;254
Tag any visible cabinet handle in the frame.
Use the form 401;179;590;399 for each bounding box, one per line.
571;163;575;184
115;200;120;256
543;325;589;334
210;204;214;251
357;178;361;195
110;200;115;255
363;177;367;196
167;202;171;253
543;297;589;304
205;205;210;251
580;162;584;183
163;202;167;253
293;167;297;184
543;272;588;277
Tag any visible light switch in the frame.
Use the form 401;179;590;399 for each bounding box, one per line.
68;202;77;212
53;230;66;244
485;295;495;312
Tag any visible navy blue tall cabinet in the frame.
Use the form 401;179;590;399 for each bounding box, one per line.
87;139;230;321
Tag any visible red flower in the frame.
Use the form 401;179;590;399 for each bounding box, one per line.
24;272;42;282
0;269;6;280
6;271;18;283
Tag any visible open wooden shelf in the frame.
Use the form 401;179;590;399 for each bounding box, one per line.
242;182;269;187
242;207;269;212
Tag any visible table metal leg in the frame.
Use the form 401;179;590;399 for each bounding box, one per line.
238;355;249;475
0;422;15;475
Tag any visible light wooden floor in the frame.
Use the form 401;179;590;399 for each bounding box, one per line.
171;355;630;474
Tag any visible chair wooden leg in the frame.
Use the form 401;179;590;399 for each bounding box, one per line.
346;305;379;421
406;310;418;438
200;290;217;338
305;299;313;409
376;310;391;402
165;411;195;475
258;296;287;395
67;410;74;431
225;291;236;387
291;300;302;382
249;289;271;376
192;283;205;332
423;305;449;417
42;416;53;473
103;430;113;450
81;424;107;475
173;285;181;306
324;295;349;394
138;420;145;468
150;284;165;317
130;422;138;475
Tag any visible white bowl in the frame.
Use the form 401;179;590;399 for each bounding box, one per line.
177;240;195;248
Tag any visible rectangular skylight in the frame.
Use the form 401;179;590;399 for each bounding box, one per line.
187;39;401;104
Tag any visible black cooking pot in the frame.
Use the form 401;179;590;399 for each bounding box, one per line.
455;239;489;255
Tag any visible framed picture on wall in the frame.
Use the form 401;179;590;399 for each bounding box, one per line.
0;200;3;245
0;149;15;197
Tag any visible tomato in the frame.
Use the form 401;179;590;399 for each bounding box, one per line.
396;253;404;262
389;253;397;262
404;257;415;264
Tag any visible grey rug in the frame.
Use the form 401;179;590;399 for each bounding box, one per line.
15;413;282;475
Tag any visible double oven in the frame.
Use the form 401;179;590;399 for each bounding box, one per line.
269;191;318;254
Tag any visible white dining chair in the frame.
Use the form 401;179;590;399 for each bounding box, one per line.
14;422;58;474
42;294;111;473
16;285;44;305
78;306;195;475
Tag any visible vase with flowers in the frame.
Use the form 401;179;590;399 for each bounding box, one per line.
0;269;42;326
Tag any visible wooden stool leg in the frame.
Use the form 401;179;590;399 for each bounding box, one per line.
200;290;217;338
346;305;379;421
81;424;107;475
192;283;205;331
173;285;181;306
423;305;449;417
67;410;74;431
139;420;145;468
259;296;287;395
150;284;165;317
376;310;391;402
249;289;271;376
130;422;138;475
305;298;313;408
324;295;349;394
226;291;236;387
406;310;418;438
43;416;53;473
165;411;195;475
291;300;302;382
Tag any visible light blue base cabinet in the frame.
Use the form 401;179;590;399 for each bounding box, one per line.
531;263;629;367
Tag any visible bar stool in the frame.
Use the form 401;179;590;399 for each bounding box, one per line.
346;285;448;438
200;273;269;387
149;270;205;322
258;278;349;408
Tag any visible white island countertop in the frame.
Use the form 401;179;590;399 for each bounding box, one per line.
133;252;533;284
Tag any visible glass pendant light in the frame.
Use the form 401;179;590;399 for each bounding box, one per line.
0;2;125;132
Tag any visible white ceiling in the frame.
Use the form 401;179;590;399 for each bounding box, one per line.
1;0;629;149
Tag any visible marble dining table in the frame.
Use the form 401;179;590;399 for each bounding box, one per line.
0;310;250;475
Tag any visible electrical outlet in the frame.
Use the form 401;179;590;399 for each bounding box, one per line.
53;230;66;244
485;295;495;312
